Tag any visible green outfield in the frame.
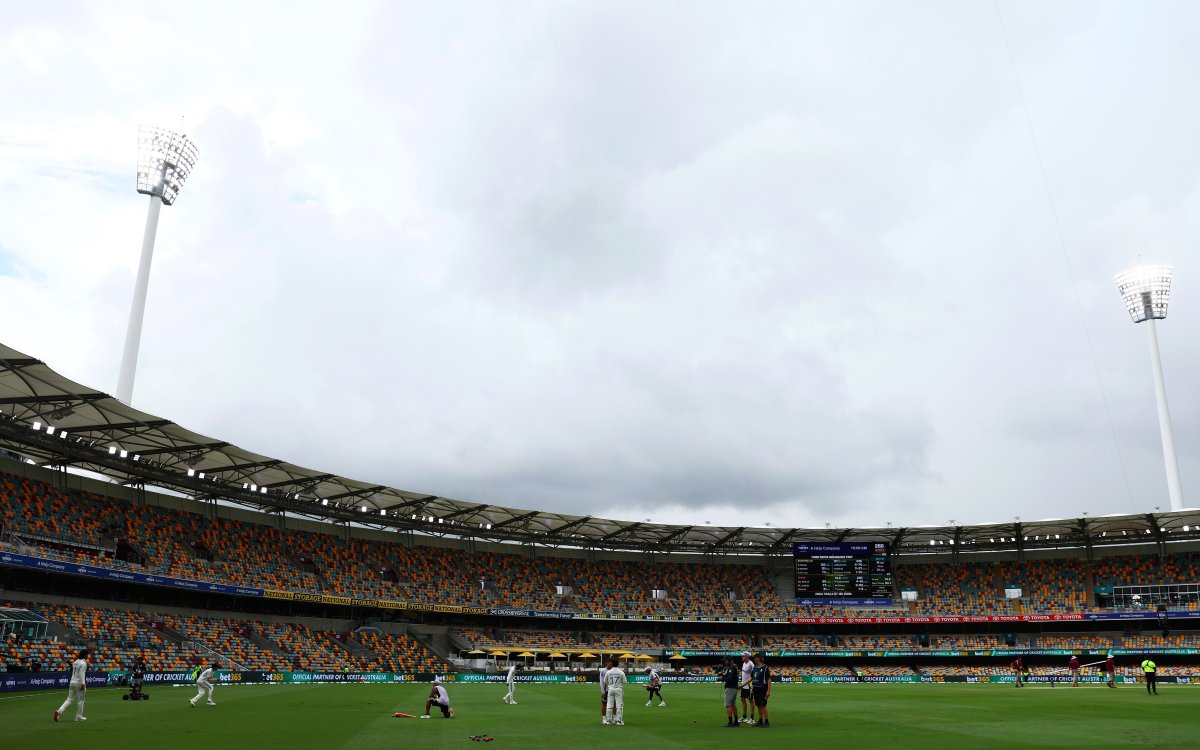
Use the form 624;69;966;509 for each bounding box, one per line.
2;682;1193;749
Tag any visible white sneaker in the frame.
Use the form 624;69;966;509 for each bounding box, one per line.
602;718;610;725
420;715;431;719
189;702;196;708
510;701;517;705
645;701;652;707
75;717;87;722
206;702;216;706
615;720;625;726
448;708;455;718
659;702;667;707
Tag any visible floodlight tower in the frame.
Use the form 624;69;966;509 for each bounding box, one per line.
116;126;199;404
1114;264;1184;511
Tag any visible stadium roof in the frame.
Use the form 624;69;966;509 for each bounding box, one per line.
3;342;1200;556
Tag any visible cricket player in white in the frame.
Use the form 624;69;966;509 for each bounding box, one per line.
503;664;517;704
189;662;221;707
599;663;611;724
54;648;90;722
604;660;627;726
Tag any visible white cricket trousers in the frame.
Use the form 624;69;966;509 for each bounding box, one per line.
606;687;624;722
191;682;214;705
504;682;515;701
58;683;85;719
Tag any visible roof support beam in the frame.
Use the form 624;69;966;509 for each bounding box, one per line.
489;510;541;531
0;393;108;405
211;459;283;475
321;485;387;502
125;441;229;458
549;516;593;536
59;419;173;433
601;521;642;541
438;504;491;522
709;527;745;551
261;474;335;490
655;525;694;547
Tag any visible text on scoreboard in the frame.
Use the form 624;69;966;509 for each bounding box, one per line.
793;542;893;605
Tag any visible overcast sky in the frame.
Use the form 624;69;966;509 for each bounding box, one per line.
1;1;1198;531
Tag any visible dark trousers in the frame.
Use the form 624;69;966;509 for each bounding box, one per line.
647;687;662;701
1145;673;1157;694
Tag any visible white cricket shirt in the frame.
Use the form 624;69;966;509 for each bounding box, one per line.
70;658;87;686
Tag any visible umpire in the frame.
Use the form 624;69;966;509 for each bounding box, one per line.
1140;657;1158;695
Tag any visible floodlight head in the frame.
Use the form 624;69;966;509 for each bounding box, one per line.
136;126;199;206
1114;264;1173;323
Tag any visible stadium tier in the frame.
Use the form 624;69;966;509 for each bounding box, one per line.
0;599;446;674
7;469;1200;622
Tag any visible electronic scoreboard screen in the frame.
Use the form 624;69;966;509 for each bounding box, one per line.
793;542;893;605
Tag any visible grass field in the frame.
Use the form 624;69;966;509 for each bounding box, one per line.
2;682;1194;749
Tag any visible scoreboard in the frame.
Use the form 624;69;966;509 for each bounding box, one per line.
793;542;893;605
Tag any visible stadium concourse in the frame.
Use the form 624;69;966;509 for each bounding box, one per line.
2;345;1200;689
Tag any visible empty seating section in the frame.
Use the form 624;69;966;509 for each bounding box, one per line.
283;533;407;602
731;569;789;618
390;545;475;605
761;635;825;650
0;475;113;547
930;634;1004;650
858;665;914;676
1034;634;1114;650
1094;552;1200;588
39;603;204;672
354;630;446;673
1006;560;1087;613
589;633;661;651
839;635;915;650
904;562;1015;615
160;613;289;671
493;630;586;650
773;665;850;677
670;635;751;650
1124;633;1200;648
923;664;1011;676
453;628;503;649
253;621;367;672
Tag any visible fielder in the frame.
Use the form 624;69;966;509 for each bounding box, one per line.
54;648;90;722
189;662;221;707
503;664;517;704
604;659;627;726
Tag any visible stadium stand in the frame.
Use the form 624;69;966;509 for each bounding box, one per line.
1034;634;1115;650
11;469;1200;622
6;467;1200;686
760;635;826;650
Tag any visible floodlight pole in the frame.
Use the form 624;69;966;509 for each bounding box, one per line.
1114;265;1184;512
116;195;162;404
1144;316;1183;510
116;126;198;405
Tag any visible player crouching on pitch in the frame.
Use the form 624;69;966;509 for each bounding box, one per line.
422;678;455;718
